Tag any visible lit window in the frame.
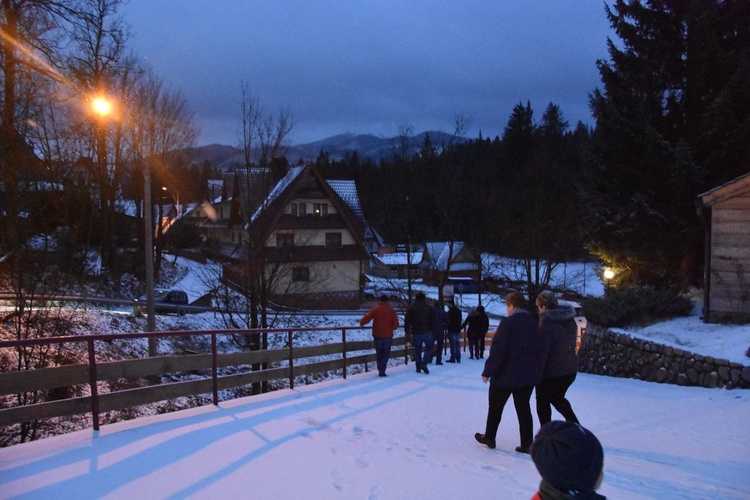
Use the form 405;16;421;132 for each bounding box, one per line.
292;267;309;281
313;203;328;216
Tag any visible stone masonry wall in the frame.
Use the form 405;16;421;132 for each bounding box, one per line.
577;324;750;389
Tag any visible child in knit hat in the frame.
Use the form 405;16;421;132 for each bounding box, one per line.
530;421;606;499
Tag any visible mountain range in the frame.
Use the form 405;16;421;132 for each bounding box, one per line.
184;130;465;172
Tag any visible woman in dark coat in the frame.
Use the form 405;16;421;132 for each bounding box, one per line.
535;291;580;425
475;292;544;453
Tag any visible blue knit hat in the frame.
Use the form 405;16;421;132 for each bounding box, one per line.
530;421;604;493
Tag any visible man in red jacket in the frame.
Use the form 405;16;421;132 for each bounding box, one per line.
360;295;400;377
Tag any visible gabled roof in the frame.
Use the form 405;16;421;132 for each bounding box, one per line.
246;165;368;257
326;180;363;220
699;171;750;206
423;242;465;270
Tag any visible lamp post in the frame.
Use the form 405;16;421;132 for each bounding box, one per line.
144;159;157;342
91;96;112;268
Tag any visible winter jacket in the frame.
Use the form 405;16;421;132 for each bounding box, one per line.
531;479;606;499
461;309;489;339
359;301;399;339
404;298;434;335
432;305;448;337
447;305;462;332
539;305;579;379
482;309;543;387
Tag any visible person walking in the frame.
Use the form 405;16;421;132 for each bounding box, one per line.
535;291;580;425
446;301;462;363
404;291;434;374
461;305;489;359
475;292;544;454
431;300;447;365
359;294;400;377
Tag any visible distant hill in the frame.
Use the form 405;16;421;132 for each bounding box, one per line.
184;131;466;172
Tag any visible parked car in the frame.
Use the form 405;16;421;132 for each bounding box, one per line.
133;288;189;316
446;277;479;294
363;283;401;300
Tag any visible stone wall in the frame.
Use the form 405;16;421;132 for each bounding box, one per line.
578;324;750;389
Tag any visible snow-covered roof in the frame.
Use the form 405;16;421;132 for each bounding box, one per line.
424;241;465;270
377;251;423;266
249;165;306;223
326;180;363;219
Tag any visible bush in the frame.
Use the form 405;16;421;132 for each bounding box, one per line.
580;286;693;328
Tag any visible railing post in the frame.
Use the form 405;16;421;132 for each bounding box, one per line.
342;328;347;379
87;339;100;431
212;332;219;405
288;330;294;389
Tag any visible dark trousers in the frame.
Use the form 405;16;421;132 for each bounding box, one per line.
412;332;433;367
484;384;535;448
468;337;480;358
373;337;392;375
535;372;579;425
448;331;461;361
478;335;486;358
433;331;444;362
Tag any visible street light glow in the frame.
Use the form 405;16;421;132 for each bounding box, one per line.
92;96;112;117
603;268;615;280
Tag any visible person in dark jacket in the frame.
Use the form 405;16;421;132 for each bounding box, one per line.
359;294;400;377
446;301;462;363
461;305;489;359
404;291;434;374
530;421;606;499
475;292;544;454
431;300;447;365
535;291;580;425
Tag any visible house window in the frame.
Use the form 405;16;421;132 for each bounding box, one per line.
313;203;328;216
291;202;306;216
276;233;294;248
325;232;342;248
292;267;309;281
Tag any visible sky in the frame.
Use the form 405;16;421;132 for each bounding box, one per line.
120;1;615;147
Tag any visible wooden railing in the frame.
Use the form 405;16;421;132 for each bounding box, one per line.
0;326;409;431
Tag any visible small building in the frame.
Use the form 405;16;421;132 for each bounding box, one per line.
370;245;424;279
698;172;750;323
420;241;480;283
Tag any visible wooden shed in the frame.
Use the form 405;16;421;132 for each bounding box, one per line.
698;172;750;323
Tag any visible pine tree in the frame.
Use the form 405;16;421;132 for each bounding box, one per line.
586;0;750;289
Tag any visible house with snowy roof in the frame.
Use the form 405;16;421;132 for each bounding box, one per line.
698;172;750;323
185;165;371;308
420;241;480;282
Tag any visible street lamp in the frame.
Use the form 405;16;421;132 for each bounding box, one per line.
90;95;112;268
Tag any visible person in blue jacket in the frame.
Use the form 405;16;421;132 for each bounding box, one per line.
475;292;544;454
431;300;448;365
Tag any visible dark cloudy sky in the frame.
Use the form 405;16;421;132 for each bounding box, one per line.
122;1;614;147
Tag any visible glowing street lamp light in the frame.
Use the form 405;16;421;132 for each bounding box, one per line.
603;268;615;281
91;96;113;117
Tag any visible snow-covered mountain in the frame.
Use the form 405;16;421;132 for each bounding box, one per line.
186;130;465;171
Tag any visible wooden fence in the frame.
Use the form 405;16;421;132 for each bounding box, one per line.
0;326;409;432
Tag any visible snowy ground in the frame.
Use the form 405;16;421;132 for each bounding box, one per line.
1;256;749;498
0;359;748;499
